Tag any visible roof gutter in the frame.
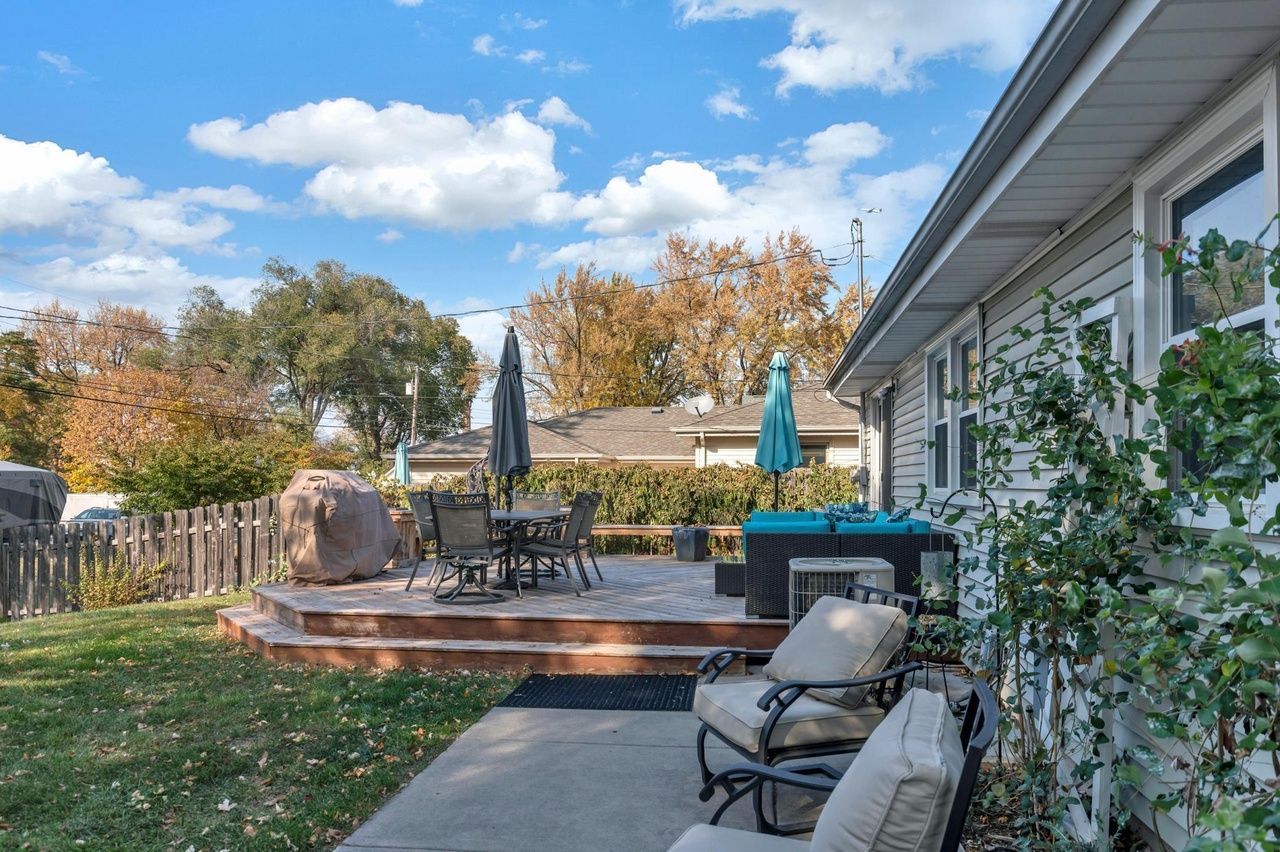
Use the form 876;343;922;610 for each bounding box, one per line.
822;0;1125;393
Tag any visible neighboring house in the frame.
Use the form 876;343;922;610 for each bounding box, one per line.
672;383;860;468
402;385;859;481
823;0;1280;845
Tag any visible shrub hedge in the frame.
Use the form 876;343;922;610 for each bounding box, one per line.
416;463;860;555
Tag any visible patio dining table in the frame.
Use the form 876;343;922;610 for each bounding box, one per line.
489;507;570;595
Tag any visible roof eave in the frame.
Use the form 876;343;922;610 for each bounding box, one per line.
823;0;1126;395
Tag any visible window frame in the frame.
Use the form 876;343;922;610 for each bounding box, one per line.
1132;62;1280;532
799;443;829;466
924;319;980;501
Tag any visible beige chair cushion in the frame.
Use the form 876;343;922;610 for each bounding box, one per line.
694;678;885;752
763;595;909;707
669;824;810;851
810;688;964;852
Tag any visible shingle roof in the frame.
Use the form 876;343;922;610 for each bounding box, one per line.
671;383;858;434
539;406;692;460
405;389;857;462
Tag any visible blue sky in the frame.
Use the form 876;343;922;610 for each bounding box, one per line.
0;0;1055;402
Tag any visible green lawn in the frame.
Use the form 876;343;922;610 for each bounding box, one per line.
0;594;518;850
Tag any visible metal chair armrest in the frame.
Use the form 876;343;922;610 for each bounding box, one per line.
698;761;840;803
756;661;923;710
696;647;776;682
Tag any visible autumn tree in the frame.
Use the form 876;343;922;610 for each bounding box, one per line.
0;332;51;465
511;264;687;416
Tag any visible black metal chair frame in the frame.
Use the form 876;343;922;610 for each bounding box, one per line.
575;490;604;582
693;584;923;834
697;678;999;850
519;492;598;594
426;491;507;604
403;491;438;592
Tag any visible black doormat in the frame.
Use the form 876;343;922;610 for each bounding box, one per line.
498;674;697;711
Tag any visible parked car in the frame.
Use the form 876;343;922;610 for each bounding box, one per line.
67;507;123;524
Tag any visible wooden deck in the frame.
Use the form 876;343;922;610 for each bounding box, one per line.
219;556;786;674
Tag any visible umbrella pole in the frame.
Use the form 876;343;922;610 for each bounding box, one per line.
772;472;780;512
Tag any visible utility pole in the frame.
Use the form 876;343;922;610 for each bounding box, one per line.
406;365;420;446
852;217;865;319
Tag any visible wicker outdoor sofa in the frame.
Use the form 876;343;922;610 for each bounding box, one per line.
740;511;957;618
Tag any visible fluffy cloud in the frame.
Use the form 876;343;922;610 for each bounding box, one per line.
2;250;259;317
706;86;753;120
538;121;943;272
678;0;1054;94
0;133;272;256
535;96;590;132
189;98;567;230
391;0;422;6
516;48;546;64
501;13;547;31
472;34;504;57
376;228;404;243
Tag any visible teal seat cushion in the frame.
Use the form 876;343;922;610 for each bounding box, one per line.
748;511;819;522
836;518;932;534
742;520;833;535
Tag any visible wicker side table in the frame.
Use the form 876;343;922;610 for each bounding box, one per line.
713;560;745;596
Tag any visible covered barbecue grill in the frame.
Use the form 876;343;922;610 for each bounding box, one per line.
280;470;401;586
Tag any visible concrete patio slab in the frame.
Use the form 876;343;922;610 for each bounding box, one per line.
338;707;820;852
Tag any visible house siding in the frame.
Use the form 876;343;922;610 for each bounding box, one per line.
700;433;860;468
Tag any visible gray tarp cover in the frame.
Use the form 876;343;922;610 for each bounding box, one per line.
0;462;69;532
280;470;401;586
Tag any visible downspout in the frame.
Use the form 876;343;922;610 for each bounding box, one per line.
825;390;864;489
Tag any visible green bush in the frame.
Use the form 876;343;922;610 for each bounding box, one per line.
419;463;859;554
66;552;169;610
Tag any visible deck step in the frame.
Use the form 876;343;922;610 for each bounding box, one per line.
219;605;740;675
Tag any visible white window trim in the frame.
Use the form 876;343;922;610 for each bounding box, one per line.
1131;62;1280;533
1072;295;1131;442
924;318;979;502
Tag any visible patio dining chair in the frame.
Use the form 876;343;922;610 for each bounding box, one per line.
425;491;508;604
693;584;922;830
574;489;604;582
512;489;562;544
403;491;438;592
671;679;998;851
518;491;598;595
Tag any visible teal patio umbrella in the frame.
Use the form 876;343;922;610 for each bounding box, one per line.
754;351;803;511
394;440;411;486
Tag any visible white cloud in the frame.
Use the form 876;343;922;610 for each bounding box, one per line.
506;240;541;262
515;48;546;64
3;250;258;317
537;120;943;275
546;59;589;75
571;160;735;237
36;50;82;76
0;133;271;258
472;34;505;57
568;145;584;155
802;121;888;164
189;98;569;230
501;12;547;30
966;108;992;121
392;0;423;6
678;0;1054;94
706;86;753;120
376;228;404;243
448;297;510;362
535;96;590;132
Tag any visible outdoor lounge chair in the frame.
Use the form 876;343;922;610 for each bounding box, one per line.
670;680;997;851
694;584;921;795
519;491;598;594
403;491;438;591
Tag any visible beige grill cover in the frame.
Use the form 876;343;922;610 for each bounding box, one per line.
281;470;400;586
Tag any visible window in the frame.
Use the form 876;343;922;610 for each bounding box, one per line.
928;352;949;490
926;326;979;495
1169;142;1266;335
800;444;828;466
958;338;979;489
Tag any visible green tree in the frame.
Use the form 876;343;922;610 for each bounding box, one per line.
0;332;51;465
177;260;477;456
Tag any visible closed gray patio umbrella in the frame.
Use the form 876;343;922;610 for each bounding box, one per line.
487;326;532;509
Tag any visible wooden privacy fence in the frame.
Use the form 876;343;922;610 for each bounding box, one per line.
0;495;283;621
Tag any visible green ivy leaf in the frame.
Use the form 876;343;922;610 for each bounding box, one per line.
1209;526;1250;549
1236;636;1280;664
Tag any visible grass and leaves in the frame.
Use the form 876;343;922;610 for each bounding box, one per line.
0;594;517;850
